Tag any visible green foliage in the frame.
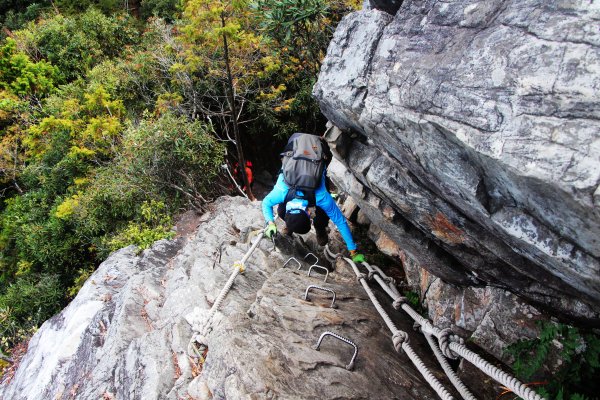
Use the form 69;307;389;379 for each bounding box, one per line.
104;200;175;253
0;273;62;322
0;273;62;352
506;321;600;399
66;267;94;298
254;0;329;67
53;0;121;14
405;290;420;309
254;0;359;75
0;2;47;35
243;0;357;136
0;0;50;18
141;0;181;21
0;38;59;96
14;8;139;81
120;112;226;206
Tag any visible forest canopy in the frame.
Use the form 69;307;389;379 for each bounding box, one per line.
0;0;360;360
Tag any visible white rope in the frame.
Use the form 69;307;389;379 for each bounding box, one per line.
425;333;478;400
223;164;249;199
349;261;545;400
344;257;455;400
402;341;455;400
448;341;545;400
191;231;265;347
366;263;402;298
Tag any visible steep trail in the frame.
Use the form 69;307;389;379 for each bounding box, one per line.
0;197;444;399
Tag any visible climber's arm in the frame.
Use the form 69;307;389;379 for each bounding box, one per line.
316;186;357;251
261;174;288;223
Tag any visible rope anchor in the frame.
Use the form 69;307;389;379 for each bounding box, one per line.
304;285;337;308
314;331;358;371
187;231;265;358
234;261;245;273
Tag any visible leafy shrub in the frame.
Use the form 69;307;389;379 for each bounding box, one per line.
104;200;175;253
1;2;48;35
14;8;139;81
120;112;226;209
140;0;181;21
0;38;59;96
506;321;600;399
0;273;62;322
0;273;62;351
66;267;95;298
53;0;120;14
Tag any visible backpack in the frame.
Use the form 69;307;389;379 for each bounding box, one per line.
281;133;325;206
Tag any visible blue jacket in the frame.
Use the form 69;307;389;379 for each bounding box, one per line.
262;173;357;251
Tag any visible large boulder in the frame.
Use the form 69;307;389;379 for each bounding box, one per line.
313;0;600;324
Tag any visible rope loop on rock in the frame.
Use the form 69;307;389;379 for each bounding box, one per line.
357;272;367;282
438;328;460;360
188;333;208;360
392;330;409;353
392;297;407;310
187;231;264;358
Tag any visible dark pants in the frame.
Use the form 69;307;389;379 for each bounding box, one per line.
277;204;329;231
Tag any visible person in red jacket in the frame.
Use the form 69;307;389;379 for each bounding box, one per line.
233;160;254;191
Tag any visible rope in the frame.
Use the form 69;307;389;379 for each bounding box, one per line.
350;261;545;400
344;257;455;400
190;231;265;348
367;263;402;298
424;333;478;400
402;341;455;400
187;222;544;400
448;341;545;400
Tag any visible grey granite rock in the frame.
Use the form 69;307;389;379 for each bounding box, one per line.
0;197;441;399
314;1;600;323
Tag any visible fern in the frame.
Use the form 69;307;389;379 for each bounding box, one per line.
506;321;600;400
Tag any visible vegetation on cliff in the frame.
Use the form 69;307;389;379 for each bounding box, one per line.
0;0;360;363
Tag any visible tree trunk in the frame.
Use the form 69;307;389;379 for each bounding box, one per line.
126;0;141;18
221;14;255;201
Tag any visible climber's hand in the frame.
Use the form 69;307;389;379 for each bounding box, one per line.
265;222;277;239
350;250;365;263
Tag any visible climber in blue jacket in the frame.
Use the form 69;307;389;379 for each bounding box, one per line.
262;171;366;263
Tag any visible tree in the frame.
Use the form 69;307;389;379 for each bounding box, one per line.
181;0;282;200
0;37;59;195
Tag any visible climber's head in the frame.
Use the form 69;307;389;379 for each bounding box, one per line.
284;209;311;234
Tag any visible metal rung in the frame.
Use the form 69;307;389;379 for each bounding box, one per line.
304;285;337;308
314;331;358;371
283;257;301;270
304;252;319;265
308;265;329;283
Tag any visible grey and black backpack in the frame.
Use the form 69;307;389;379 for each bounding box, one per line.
281;133;325;206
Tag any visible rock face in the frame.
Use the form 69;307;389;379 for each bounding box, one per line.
313;0;600;324
0;197;443;400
